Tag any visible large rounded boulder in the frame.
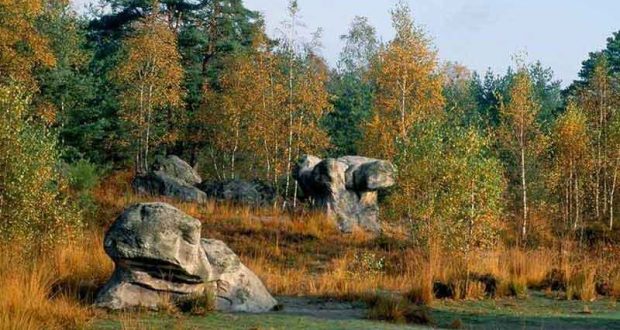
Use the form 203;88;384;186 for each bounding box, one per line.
95;203;211;310
132;155;208;203
95;202;277;312
198;179;275;206
151;155;202;186
202;239;278;312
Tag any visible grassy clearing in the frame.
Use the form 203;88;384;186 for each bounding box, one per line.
2;171;620;329
91;293;620;330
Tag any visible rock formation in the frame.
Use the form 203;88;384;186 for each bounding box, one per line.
198;179;275;206
95;202;277;312
293;155;395;233
202;239;277;312
132;155;208;203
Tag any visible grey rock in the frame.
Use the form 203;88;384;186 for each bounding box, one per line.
198;179;275;206
202;239;278;312
293;155;395;233
152;155;202;186
96;203;211;310
133;172;208;203
96;202;277;313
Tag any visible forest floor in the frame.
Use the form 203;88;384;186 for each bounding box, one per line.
92;293;620;329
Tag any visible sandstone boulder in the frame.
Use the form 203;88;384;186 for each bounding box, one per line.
293;155;395;233
199;179;275;206
95;202;277;312
132;155;208;203
202;239;278;312
152;155;202;186
95;203;211;310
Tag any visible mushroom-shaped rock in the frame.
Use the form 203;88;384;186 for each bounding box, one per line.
202;239;278;312
95;202;277;313
132;155;208;203
293;155;395;233
95;203;211;310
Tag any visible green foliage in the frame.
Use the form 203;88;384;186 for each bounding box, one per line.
388;120;505;252
65;159;104;192
575;30;620;87
326;71;374;156
325;17;378;156
0;84;81;245
62;159;107;217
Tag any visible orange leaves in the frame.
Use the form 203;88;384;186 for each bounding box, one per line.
113;8;185;172
0;0;55;88
554;101;589;163
360;2;444;160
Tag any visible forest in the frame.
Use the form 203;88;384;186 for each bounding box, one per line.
1;0;620;329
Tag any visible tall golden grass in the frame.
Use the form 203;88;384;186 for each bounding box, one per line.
92;172;620;304
0;230;113;330
2;170;619;328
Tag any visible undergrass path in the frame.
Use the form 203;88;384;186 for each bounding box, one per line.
93;292;620;329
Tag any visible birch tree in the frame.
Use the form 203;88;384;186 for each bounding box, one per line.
360;0;444;160
551;101;591;233
114;4;185;174
499;68;542;242
577;57;619;229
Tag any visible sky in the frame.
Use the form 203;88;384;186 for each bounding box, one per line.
72;0;620;86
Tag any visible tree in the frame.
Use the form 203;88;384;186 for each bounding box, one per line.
0;0;55;89
278;0;332;205
550;101;591;233
35;1;101;161
0;84;81;245
325;16;378;156
114;5;185;174
388;121;504;253
360;1;444;160
574;31;620;88
442;62;482;128
498;67;544;242
198;16;330;202
576;56;619;229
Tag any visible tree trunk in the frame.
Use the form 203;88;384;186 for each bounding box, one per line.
610;154;619;230
144;84;153;173
520;143;528;242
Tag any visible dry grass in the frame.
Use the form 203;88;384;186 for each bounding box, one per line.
92;171;620;304
3;170;618;329
0;230;113;330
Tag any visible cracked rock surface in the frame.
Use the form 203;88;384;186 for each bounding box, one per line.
132;155;208;203
293;155;395;233
95;202;277;312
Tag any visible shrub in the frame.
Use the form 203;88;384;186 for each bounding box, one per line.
63;159;107;217
567;268;596;301
65;159;105;192
176;291;216;316
0;84;82;246
366;294;433;325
